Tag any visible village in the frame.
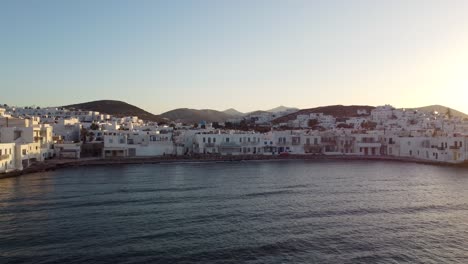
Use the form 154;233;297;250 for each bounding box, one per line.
1;104;468;174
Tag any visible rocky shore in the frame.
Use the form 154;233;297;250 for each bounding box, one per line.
2;154;466;179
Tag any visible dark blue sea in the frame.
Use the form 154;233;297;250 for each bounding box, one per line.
1;160;468;263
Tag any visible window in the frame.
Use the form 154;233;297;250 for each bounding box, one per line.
22;149;26;155
0;150;2;155
226;138;230;143
203;137;206;143
109;138;113;144
213;138;216;143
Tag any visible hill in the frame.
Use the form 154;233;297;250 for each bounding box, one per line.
63;100;167;123
408;105;468;119
160;108;234;124
222;108;244;117
272;105;375;124
267;105;299;113
244;110;270;117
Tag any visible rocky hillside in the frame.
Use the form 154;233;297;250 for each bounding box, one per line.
160;108;234;123
63;100;167;123
272;105;375;124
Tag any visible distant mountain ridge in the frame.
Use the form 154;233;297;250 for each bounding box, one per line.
222;108;244;116
160;108;233;123
267;105;299;113
63;100;167;123
61;101;468;125
221;106;299;116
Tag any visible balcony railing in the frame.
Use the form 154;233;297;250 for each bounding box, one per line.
0;154;10;160
356;141;381;147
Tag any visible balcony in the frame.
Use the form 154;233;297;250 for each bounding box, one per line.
431;146;445;151
0;154;10;160
205;143;216;147
219;142;241;148
356;141;381;148
449;146;461;150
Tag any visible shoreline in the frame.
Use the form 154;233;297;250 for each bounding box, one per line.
2;154;467;179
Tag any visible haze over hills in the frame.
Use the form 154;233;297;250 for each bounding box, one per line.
63;100;167;123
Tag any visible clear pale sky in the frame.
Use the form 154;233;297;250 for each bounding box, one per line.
1;0;468;114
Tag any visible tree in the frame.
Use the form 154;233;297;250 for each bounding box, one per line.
224;122;234;129
212;122;222;129
308;119;318;128
361;121;377;130
90;123;100;130
337;123;353;129
80;128;88;143
193;123;199;128
88;132;95;142
254;125;271;133
239;120;249;131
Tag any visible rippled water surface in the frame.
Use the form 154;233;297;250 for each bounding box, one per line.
1;160;468;263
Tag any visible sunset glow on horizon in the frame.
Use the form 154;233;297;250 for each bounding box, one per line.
1;0;468;114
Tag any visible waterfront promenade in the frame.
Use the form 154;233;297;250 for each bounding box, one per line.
1;154;464;179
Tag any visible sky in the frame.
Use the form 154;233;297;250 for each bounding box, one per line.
1;0;468;114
